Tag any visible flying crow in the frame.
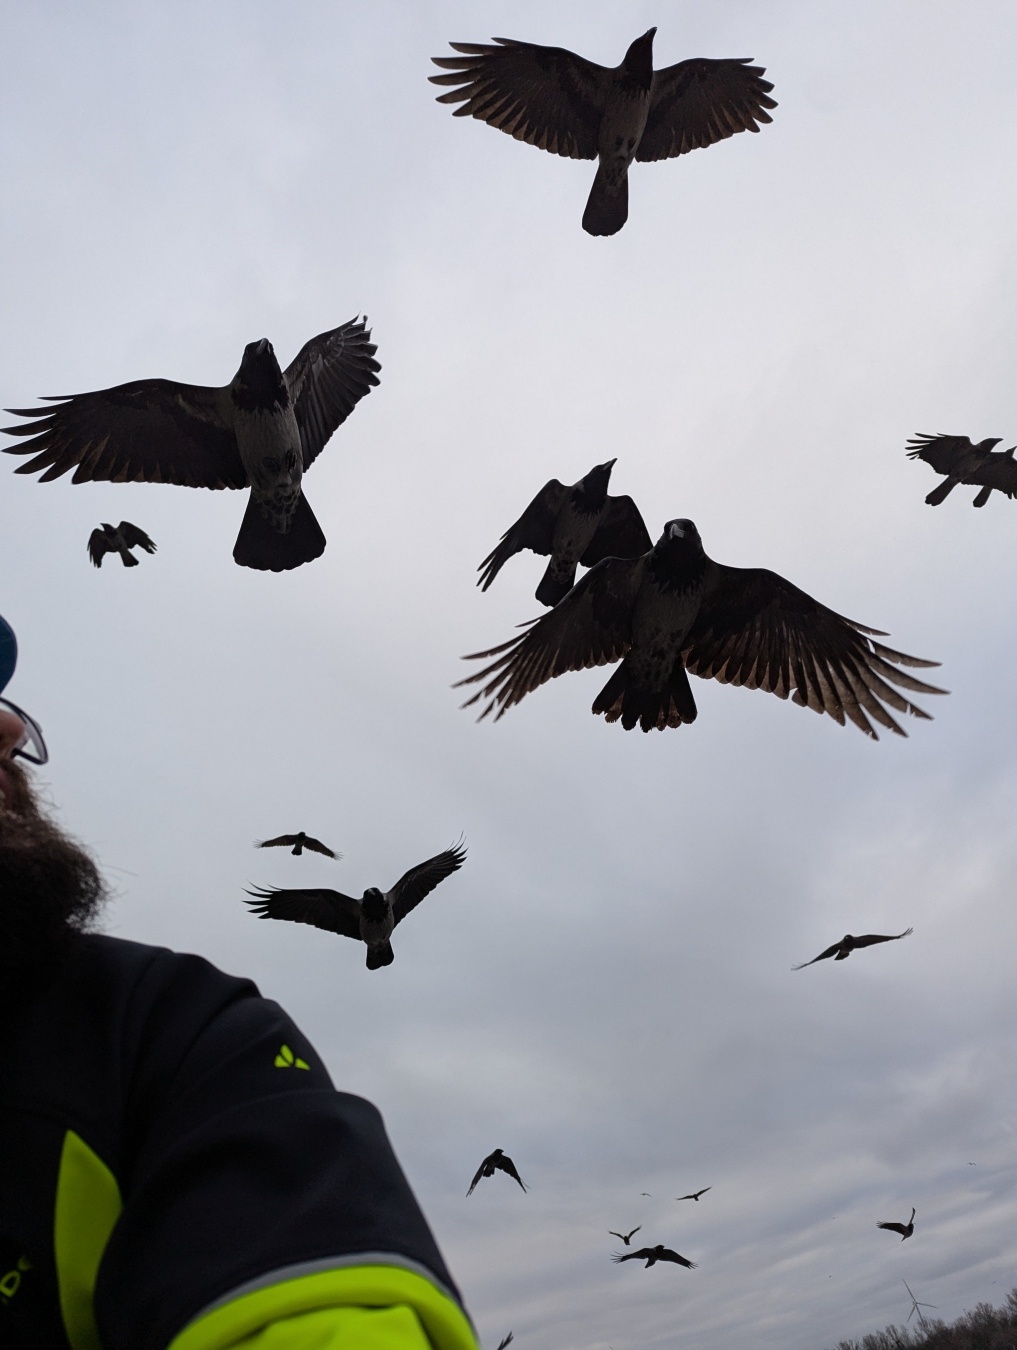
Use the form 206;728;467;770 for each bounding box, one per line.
495;1336;514;1350
609;1226;642;1245
87;520;156;568
245;840;465;969
676;1188;711;1202
3;318;380;571
906;434;1017;507
431;31;776;235
458;519;946;737
612;1245;696;1269
792;927;913;970
255;832;340;859
478;459;651;606
877;1208;915;1241
467;1148;527;1196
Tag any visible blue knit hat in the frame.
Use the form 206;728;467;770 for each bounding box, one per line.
0;615;16;697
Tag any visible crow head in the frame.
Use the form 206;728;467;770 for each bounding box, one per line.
661;518;701;548
577;459;617;507
233;339;290;413
361;886;389;921
622;28;656;86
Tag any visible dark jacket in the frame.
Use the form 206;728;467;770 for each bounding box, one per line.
0;934;475;1350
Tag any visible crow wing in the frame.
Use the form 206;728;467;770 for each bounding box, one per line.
389;840;467;925
848;927;913;949
457;555;646;720
613;1248;653;1263
256;835;303;849
477;479;570;590
682;562;947;739
244;886;362;939
581;495;652;567
300;835;340;859
657;1248;697;1268
877;1221;909;1235
791;941;844;970
430;37;610;158
677;1188;711;1200
118;521;156;553
494;1153;527;1190
3;380;244;487
638;57;776;161
968;450;1017;495
905;433;985;475
283;317;381;471
466;1155;493;1196
87;527;114;568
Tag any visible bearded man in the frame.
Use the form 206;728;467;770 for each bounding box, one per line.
0;617;476;1350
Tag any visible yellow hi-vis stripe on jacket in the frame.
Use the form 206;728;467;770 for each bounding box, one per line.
169;1266;479;1350
54;1131;123;1350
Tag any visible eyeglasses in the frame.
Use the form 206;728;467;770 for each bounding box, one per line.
0;697;49;765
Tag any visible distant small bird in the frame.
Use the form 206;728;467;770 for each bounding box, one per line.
640;1192;652;1197
245;840;465;969
609;1226;642;1245
877;1208;915;1241
4;317;379;571
676;1187;711;1202
431;31;776;235
612;1245;696;1269
255;832;340;859
467;1148;527;1196
495;1335;513;1350
906;434;1017;507
459;518;946;737
87;520;156;568
792;928;913;970
477;459;651;606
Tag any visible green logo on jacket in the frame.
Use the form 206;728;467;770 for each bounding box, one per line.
274;1043;309;1069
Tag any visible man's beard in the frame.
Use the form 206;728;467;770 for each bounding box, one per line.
0;758;106;1007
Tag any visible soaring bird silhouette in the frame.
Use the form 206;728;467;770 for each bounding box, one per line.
458;519;946;737
478;459;651;606
608;1226;642;1245
792;928;913;970
676;1187;711;1202
612;1245;696;1269
87;520;156;568
255;832;340;859
877;1208;915;1241
430;30;776;235
467;1148;527;1196
495;1335;514;1350
906;434;1017;507
4;318;379;571
245;840;465;969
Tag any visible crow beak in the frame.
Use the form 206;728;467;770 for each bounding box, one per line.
255;339;270;356
668;522;685;538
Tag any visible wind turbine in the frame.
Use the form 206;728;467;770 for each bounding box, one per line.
903;1279;937;1328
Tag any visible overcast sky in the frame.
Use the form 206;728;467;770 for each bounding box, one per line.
3;3;1017;1347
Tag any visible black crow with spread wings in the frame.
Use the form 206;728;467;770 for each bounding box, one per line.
87;521;156;568
877;1208;915;1241
612;1244;697;1269
430;30;775;235
792;928;913;970
255;832;340;859
676;1187;711;1202
906;434;1017;507
458;519;946;737
245;840;465;969
609;1226;642;1245
4;318;379;571
478;459;651;606
467;1148;527;1196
